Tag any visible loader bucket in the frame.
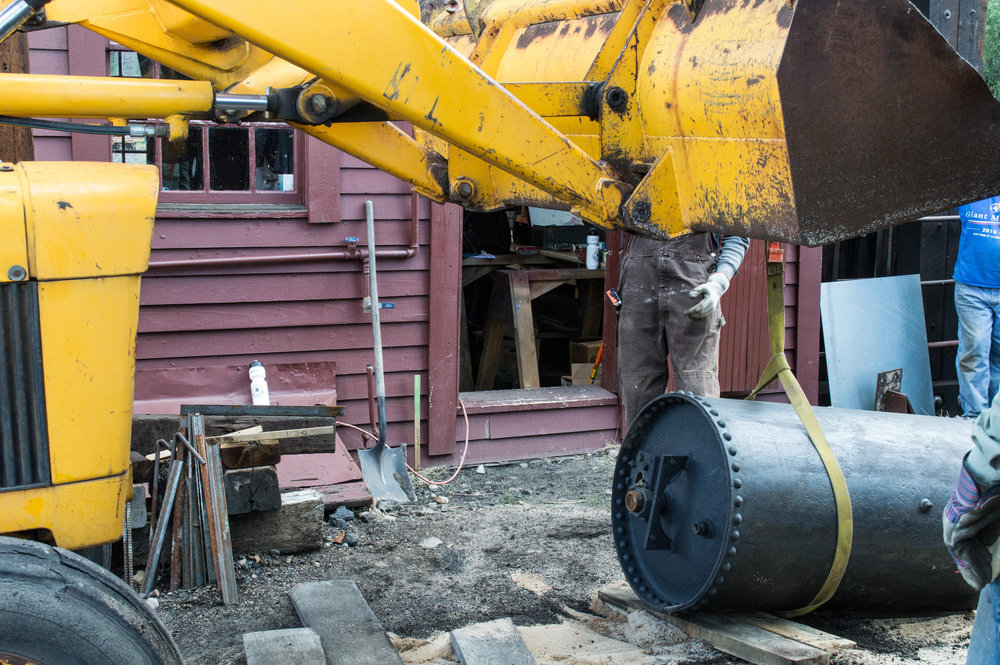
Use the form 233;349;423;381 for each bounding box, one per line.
775;0;1000;246
632;0;1000;245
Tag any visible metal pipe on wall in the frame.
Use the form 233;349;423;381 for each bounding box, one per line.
147;192;422;270
613;393;979;614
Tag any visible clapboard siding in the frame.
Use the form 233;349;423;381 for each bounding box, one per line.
139;270;428;305
150;216;426;249
137;296;429;332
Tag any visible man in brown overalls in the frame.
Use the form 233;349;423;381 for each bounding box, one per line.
617;233;749;426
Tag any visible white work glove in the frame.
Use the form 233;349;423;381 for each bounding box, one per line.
684;272;730;319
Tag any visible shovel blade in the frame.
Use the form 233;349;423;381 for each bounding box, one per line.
357;443;415;504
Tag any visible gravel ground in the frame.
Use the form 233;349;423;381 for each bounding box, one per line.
152;446;976;665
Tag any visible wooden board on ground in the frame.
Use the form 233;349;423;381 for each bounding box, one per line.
730;612;855;653
450;618;536;665
290;580;403;665
317;480;372;508
599;585;831;665
243;627;325;665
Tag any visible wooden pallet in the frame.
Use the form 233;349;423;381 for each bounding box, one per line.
598;585;855;665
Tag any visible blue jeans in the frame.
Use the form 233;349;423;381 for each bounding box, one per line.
955;282;1000;418
967;582;1000;665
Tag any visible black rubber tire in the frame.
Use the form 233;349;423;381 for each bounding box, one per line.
0;536;183;665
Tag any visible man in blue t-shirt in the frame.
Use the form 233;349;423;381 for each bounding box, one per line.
953;196;1000;418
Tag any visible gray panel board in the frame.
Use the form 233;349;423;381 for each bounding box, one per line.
820;275;934;415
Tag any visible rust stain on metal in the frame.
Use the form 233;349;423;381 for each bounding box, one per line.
516;21;560;49
384;62;412;102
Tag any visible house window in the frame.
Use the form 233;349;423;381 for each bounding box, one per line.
108;48;300;203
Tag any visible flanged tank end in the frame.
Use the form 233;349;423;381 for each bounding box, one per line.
612;392;733;612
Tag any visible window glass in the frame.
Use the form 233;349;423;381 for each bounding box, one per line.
208;127;249;191
107;48;299;199
255;128;295;192
162;127;203;191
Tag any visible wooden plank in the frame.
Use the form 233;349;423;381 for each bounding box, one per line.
0;32;34;162
290;580;404;665
509;274;540;389
528;279;568;301
206;425;335;444
730;612;855;653
244;628;326;665
276;451;364;490
149;217;423;249
138;296;428;333
431;429;617;466
458;385;618;414
220;440;280;469
139;271;429;306
305;136;341;225
427;201;462;455
598;586;830;665
450;618;536;665
485;404;620;439
132;414;340;456
137;321;428;359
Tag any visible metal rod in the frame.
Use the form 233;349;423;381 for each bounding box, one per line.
194;414;238;604
366;201;388;442
0;0;37;43
366;365;378;441
140;457;184;597
173;431;207;465
414;374;421;472
169;441;186;592
147;200;419;270
214;93;271;113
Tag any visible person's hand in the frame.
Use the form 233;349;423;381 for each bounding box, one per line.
684;272;730;319
943;461;1000;590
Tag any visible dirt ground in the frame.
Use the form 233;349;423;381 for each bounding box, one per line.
153;446;976;665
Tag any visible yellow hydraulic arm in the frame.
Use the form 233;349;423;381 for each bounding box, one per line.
1;0;999;244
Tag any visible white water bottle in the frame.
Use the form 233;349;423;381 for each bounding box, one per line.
585;234;600;270
248;360;270;405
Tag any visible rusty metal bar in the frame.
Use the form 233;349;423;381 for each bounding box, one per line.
140;456;184;597
193;413;238;604
169;440;186;591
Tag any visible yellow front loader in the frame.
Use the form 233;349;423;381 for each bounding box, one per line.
0;0;997;662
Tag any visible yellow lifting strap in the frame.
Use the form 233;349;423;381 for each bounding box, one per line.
745;243;854;617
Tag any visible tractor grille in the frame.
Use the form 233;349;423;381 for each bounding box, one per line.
0;282;50;491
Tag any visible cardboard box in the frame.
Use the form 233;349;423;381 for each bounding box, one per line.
570;338;602;365
569;363;601;385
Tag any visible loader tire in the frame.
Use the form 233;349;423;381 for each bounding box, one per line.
0;536;183;665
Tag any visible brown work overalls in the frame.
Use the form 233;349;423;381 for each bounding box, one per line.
616;233;724;427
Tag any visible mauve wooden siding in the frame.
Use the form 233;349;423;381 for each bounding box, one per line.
138;155;433;454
